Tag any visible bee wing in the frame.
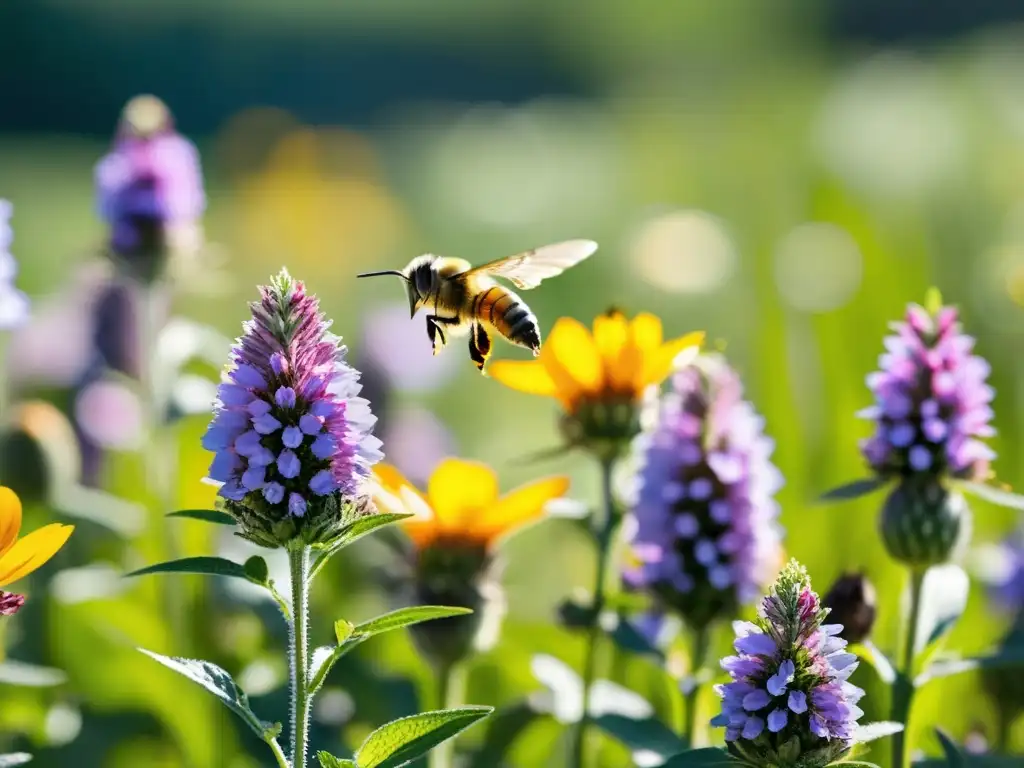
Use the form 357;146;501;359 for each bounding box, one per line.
464;239;597;290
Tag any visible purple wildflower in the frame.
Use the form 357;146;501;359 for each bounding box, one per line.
94;95;204;281
859;299;995;482
0;590;24;616
712;560;864;768
0;200;30;330
623;353;784;629
202;269;382;546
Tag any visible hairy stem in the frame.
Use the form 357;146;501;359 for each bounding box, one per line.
266;737;290;768
569;456;618;768
683;624;712;747
429;661;467;768
289;546;312;768
890;568;925;768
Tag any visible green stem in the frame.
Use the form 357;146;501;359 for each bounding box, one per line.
266;737;290;768
429;661;466;768
683;624;712;747
890;568;925;768
569;456;618;768
289;546;312;768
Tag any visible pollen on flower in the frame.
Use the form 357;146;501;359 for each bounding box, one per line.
202;270;383;547
711;560;864;768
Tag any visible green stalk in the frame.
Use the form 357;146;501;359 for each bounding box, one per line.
568;456;618;768
429;661;467;768
890;568;925;768
289;546;312;768
266;737;290;768
683;624;711;747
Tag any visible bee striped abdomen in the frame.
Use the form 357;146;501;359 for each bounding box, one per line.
474;285;541;352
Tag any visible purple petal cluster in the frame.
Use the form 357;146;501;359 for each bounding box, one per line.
623;353;784;627
0;200;30;330
202;270;382;519
94;95;205;260
0;590;24;616
859;300;995;481
712;561;863;766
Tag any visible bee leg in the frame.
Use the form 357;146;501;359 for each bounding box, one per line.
468;323;492;373
426;315;447;355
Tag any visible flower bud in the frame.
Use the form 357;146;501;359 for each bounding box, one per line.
0;591;25;616
879;479;971;568
822;572;877;645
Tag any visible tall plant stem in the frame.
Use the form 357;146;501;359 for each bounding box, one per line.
683;624;712;747
890;567;925;768
430;661;467;768
569;456;618;768
289;546;312;768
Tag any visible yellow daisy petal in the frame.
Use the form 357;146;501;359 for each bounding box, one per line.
427;458;500;533
0;523;74;588
487;360;560;398
630;313;664;353
640;331;706;386
471;475;570;544
373;464;422;499
0;487;22;558
397;486;439;549
542;317;604;402
593;310;628;369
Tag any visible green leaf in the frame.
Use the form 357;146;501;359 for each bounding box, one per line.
662;747;739;767
317;754;356;768
819;477;888;503
914;565;969;658
917;646;1024;685
466;701;543;768
335;619;355;645
957;481;1024;511
593;712;687;762
354;606;473;636
166;509;236;525
0;660;69;687
849;642;896;685
243;555;269;584
353;707;493;768
852;722;903;744
606;615;666;662
138;649;278;739
0;755;32;767
310;513;414;578
126;556;251;582
830;762;882;768
935;728;964;768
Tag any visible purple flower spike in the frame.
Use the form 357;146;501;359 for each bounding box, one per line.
201;269;383;546
860;297;995;482
624;353;784;629
0;201;30;330
712;560;864;767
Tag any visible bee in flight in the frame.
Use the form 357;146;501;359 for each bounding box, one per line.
357;240;598;372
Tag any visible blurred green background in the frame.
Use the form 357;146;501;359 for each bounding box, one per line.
3;0;1024;765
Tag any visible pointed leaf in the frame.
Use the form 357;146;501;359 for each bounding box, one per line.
830;762;882;768
849;642;896;685
354;606;473;636
662;747;739;767
138;649;276;739
593;713;687;762
354;707;493;768
917;647;1024;685
167;509;236;525
914;565;969;657
819;477;888;503
333;513;414;552
243;556;270;584
126;557;251;582
852;722;903;744
335;619;355;645
0;755;32;767
957;481;1024;511
318;754;356;768
466;701;542;768
935;728;964;768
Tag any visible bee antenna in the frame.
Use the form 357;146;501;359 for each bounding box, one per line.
356;270;408;281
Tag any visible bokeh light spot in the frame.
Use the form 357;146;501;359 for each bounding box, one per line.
630;209;736;294
773;222;862;313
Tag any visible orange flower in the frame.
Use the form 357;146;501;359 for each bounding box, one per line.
371;459;569;549
0;487;74;589
488;310;704;412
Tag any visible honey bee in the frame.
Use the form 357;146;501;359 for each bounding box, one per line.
357;240;598;372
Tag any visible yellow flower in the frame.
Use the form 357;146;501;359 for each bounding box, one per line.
488;310;704;411
0;487;74;589
371;458;569;550
488;310;704;456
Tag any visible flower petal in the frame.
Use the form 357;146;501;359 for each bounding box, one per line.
0;523;74;588
0;487;22;558
630;313;664;353
541;316;604;401
471;475;570;544
398;486;440;548
487;360;560;399
641;331;706;386
427;458;500;533
593;310;629;368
